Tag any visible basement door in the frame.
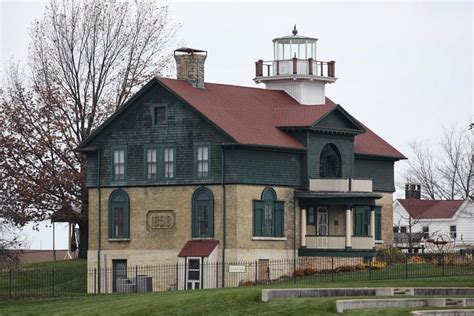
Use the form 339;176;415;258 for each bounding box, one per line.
112;259;127;293
186;257;202;290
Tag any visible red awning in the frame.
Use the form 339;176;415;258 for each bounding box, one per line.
178;240;219;257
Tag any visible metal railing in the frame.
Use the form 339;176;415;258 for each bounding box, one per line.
255;58;336;78
1;251;473;299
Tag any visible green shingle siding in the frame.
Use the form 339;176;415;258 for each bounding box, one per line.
85;82;230;187
354;158;395;192
307;132;354;182
224;148;302;187
315;110;355;130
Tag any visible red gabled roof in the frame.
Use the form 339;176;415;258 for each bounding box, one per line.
355;125;406;159
178;240;219;257
273;101;336;127
398;199;465;219
157;77;405;159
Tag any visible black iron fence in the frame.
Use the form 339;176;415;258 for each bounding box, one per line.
0;266;86;300
1;252;473;299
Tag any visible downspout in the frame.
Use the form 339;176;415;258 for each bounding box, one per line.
221;146;226;288
293;197;296;283
96;150;102;294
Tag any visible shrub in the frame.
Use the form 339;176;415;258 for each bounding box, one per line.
238;280;255;287
376;247;405;264
408;255;425;264
294;267;316;277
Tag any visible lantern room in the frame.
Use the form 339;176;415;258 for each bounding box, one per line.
273;25;317;61
254;26;337;105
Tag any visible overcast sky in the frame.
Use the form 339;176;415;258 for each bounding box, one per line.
1;0;472;249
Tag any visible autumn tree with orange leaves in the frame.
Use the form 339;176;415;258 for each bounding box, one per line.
1;0;179;258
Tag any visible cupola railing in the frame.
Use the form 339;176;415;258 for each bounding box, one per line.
255;58;336;78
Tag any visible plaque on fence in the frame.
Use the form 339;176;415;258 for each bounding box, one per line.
229;265;246;273
147;210;176;231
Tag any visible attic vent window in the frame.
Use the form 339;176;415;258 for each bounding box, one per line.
153;106;166;124
319;143;342;178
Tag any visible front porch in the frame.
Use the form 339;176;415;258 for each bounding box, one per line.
296;178;381;257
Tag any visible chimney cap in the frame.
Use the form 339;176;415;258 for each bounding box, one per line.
174;47;207;56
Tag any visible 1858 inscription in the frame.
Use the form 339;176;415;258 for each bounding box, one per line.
147;210;175;231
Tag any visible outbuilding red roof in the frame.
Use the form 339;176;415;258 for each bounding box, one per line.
178;240;219;257
398;199;465;219
158;77;405;159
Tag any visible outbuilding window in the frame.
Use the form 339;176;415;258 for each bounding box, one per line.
108;189;130;239
253;187;284;237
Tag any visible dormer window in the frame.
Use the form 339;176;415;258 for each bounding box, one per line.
153;106;166;124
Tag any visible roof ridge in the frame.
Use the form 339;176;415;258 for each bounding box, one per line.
158;75;285;92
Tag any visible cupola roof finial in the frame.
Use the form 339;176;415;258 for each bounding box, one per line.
292;25;298;35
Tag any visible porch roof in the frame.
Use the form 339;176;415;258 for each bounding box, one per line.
294;190;382;202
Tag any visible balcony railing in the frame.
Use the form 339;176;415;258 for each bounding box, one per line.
305;235;374;250
255;58;335;78
309;178;373;193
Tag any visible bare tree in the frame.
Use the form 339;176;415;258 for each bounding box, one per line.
403;124;473;200
1;0;179;259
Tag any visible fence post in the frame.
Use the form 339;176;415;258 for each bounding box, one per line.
216;262;219;289
442;254;445;277
255;260;258;284
405;254;408;279
94;268;97;294
331;257;335;282
368;259;372;281
135;266;138;293
51;269;55;297
9;269;12;300
291;259;295;284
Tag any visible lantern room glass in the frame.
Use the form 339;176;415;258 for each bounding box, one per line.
273;39;316;61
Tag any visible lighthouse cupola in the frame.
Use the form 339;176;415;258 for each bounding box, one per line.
254;26;336;105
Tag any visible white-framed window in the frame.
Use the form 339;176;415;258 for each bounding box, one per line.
164;147;174;178
422;226;429;239
113;149;125;181
196;145;209;178
450;225;457;239
146;148;157;179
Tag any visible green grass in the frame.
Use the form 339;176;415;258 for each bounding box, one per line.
0;260;87;298
0;276;473;315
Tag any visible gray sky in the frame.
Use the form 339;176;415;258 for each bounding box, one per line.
1;0;473;249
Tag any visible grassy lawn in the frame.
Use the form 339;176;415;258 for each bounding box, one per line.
0;275;473;315
0;260;87;298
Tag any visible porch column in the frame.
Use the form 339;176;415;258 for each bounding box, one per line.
370;206;376;247
301;208;306;247
345;204;352;249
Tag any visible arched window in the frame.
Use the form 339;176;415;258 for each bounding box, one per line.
253;187;284;237
108;189;130;239
319;144;342;178
192;187;214;238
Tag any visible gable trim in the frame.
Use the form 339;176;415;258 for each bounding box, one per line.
311;105;365;133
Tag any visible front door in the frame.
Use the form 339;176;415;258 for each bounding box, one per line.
186;257;201;290
317;207;329;236
112;259;127;293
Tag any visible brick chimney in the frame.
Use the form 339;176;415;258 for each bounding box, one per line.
174;47;207;88
405;184;421;199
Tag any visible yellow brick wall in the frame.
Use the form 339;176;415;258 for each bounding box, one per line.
375;192;394;248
